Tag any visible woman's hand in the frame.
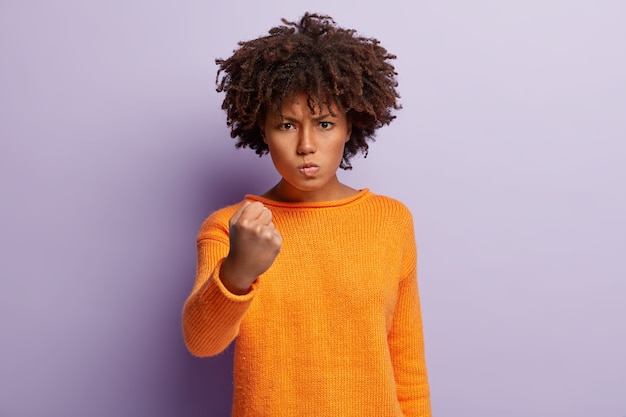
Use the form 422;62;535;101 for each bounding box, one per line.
219;201;282;295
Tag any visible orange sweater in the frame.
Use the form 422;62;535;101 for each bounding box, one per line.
182;189;431;416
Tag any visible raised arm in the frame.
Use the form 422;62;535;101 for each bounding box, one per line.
181;201;281;357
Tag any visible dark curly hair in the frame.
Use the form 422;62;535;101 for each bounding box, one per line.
215;12;401;170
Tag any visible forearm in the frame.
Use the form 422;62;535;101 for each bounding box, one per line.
182;258;255;356
390;270;431;416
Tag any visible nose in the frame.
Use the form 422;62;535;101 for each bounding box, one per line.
296;127;316;155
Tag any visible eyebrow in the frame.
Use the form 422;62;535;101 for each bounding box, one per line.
279;113;335;122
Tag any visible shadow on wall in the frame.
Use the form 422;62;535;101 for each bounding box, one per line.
181;346;236;417
179;138;275;416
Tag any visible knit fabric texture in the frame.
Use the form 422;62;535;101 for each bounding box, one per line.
182;189;431;416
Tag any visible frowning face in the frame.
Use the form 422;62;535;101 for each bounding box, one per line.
260;92;352;202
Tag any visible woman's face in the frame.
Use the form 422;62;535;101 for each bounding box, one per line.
260;92;352;202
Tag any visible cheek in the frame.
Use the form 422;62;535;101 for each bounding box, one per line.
266;142;290;166
334;141;347;160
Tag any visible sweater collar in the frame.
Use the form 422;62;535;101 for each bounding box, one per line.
244;188;371;209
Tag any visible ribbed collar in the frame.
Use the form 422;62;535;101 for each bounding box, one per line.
244;188;371;209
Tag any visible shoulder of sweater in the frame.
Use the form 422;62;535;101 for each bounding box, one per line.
367;193;414;218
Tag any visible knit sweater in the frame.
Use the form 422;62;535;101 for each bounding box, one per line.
182;189;431;416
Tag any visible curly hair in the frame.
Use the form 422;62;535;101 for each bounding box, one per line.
215;12;401;170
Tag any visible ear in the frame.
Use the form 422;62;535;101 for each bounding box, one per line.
345;123;352;143
259;123;268;144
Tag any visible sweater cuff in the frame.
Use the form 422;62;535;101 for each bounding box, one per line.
200;258;258;304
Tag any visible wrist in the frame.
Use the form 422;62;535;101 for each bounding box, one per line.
220;258;255;295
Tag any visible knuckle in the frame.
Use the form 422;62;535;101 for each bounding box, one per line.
238;218;253;229
249;201;263;211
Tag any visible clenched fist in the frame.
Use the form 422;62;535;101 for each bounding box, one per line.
219;201;282;295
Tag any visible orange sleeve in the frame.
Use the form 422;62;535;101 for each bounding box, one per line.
181;209;257;357
388;217;432;416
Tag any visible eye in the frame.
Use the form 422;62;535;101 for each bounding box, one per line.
279;122;294;130
320;121;333;129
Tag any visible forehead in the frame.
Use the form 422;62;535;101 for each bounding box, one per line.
272;91;339;115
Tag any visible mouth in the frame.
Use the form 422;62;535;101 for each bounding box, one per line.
298;163;319;177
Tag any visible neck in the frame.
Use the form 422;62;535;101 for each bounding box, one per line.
263;178;358;203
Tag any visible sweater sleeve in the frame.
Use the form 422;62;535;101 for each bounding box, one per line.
181;211;257;357
388;218;432;416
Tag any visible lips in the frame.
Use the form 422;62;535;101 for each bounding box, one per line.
298;163;319;177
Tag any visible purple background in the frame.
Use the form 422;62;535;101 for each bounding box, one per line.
1;1;625;416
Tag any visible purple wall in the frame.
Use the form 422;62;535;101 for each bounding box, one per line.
1;1;624;416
